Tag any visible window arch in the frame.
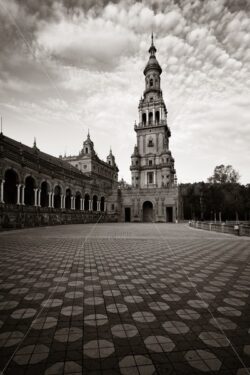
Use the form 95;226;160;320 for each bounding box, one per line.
148;112;153;124
24;176;35;206
41;181;49;207
75;192;81;210
54;185;61;209
92;195;98;211
100;197;105;212
4;169;19;204
84;193;90;211
65;188;71;209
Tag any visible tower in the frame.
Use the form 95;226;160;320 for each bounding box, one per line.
130;34;176;189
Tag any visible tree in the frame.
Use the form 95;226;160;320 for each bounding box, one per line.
208;165;240;184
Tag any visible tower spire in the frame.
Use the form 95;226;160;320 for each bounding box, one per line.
149;32;156;56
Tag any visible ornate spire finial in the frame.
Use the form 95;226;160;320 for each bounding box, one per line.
33;137;37;148
149;33;156;56
87;129;90;139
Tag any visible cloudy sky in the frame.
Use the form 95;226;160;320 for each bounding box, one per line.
0;0;249;184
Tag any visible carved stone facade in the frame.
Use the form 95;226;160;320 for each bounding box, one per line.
0;134;118;229
0;36;178;229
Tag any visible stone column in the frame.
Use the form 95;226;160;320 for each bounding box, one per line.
89;200;92;211
153;107;155;123
73;196;75;210
139;110;142;124
97;201;100;212
70;196;73;209
82;199;85;211
0;180;5;203
21;185;25;205
48;192;52;208
37;189;41;207
16;184;21;205
146;108;149;125
34;188;38;207
63;195;65;209
104;202;107;212
60;194;64;209
51;193;54;208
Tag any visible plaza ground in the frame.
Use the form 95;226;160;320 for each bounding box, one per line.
0;223;250;375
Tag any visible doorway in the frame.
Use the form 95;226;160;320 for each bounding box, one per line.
166;206;173;223
125;207;131;222
143;201;153;222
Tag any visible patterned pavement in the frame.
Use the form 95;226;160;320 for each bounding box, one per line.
0;223;250;375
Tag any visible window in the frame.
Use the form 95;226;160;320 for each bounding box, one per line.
150;79;153;86
85;147;88;153
149;160;152;166
136;160;138;165
147;172;154;184
150;97;153;101
84;165;87;169
148;139;153;147
111;204;115;210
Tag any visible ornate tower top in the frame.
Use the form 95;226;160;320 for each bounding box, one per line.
144;33;162;76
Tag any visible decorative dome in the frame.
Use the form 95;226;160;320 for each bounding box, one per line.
143;33;162;75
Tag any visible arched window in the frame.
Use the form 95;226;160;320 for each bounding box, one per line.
84;194;90;211
24;176;35;206
142;113;146;126
4;169;19;204
100;197;105;212
150;79;153;87
54;185;61;209
93;195;98;211
149;112;153;124
85;147;88;154
148;139;153;147
156;111;160;124
75;192;81;210
41;181;49;207
65;188;71;209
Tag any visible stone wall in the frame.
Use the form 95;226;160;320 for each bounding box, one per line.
0;204;118;230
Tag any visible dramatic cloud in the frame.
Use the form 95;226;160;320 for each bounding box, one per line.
0;0;249;183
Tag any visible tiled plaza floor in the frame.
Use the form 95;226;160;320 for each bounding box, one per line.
0;223;250;375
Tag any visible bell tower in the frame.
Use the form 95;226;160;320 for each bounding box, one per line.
130;34;176;189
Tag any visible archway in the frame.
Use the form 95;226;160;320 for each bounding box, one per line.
4;169;19;204
24;176;35;206
75;192;81;210
149;112;153;125
84;194;90;211
65;188;71;209
54;185;61;209
143;201;153;222
41;181;49;207
100;196;105;212
93;195;98;211
142;113;146;126
156;111;160;124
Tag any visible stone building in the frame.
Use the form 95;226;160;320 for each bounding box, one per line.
0;36;178;229
119;35;178;222
0;134;118;229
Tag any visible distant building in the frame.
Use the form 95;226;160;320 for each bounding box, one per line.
0;36;178;229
